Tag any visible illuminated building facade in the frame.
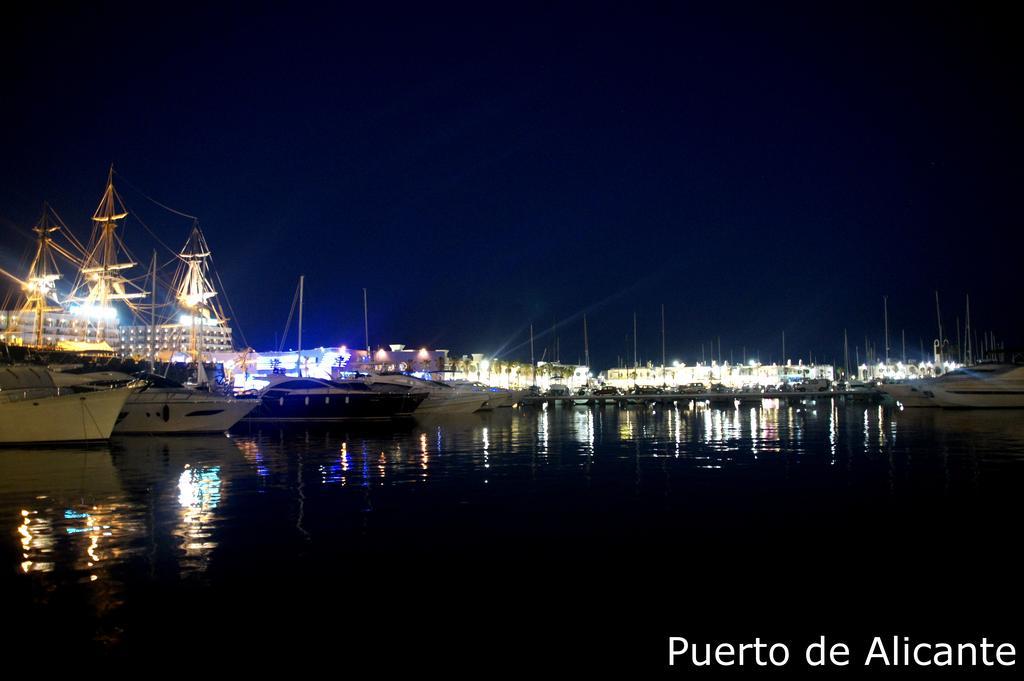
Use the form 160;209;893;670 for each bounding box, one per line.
445;355;591;391
857;360;952;381
0;311;235;357
602;361;835;390
0;310;122;351
213;344;449;388
352;344;449;375
216;345;591;393
119;320;234;359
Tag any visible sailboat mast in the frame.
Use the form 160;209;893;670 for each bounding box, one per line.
583;314;590;369
149;250;157;371
363;287;370;356
297;275;304;376
843;328;849;379
661;303;666;385
632;311;638;386
956;317;962;364
529;323;535;387
883;294;889;365
965;294;972;365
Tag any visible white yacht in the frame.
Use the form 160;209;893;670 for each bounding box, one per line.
0;366;136;444
880;364;1024;408
927;364;1024;408
446;379;508;411
489;388;530;408
362;374;491;414
49;370;257;433
877;381;939;408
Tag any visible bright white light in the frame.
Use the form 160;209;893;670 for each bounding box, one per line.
70;304;118;320
234;375;269;392
179;314;220;326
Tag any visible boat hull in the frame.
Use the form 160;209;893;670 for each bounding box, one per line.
414;393;489;415
492;390;528;408
0;387;133;444
244;391;424;422
929;388;1024;409
878;383;939;408
880;365;1024;408
113;392;258;433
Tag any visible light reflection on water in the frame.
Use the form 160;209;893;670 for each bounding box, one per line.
3;403;1024;651
176;464;222;569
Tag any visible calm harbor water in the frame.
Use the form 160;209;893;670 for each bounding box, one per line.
3;400;1023;670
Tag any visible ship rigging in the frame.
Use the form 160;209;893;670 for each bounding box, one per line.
1;168;239;364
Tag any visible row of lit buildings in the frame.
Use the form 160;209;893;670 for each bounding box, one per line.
602;361;835;389
208;344;847;394
0;310;234;357
206;344;591;393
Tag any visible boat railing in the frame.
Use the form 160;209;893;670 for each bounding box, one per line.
0;386;66;404
0;379;144;404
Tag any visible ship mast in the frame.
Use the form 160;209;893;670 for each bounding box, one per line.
174;222;219;374
77;167;146;344
149;250;157;371
23;207;65;346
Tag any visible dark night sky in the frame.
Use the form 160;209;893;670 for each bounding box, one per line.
2;2;1021;369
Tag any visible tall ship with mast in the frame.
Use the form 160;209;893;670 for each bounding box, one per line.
1;168;256;435
1;168;235;361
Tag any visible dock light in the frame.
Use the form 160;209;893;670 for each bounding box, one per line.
673;360;680;367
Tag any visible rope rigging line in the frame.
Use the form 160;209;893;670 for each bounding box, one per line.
125;207;184;263
112;169;199;221
212;267;249;349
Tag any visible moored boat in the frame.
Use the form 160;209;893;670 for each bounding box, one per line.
362;373;490;414
244;375;426;422
879;363;1024;408
0;366;135;444
471;385;527;409
877;381;938;408
50;369;257;433
927;364;1024;408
